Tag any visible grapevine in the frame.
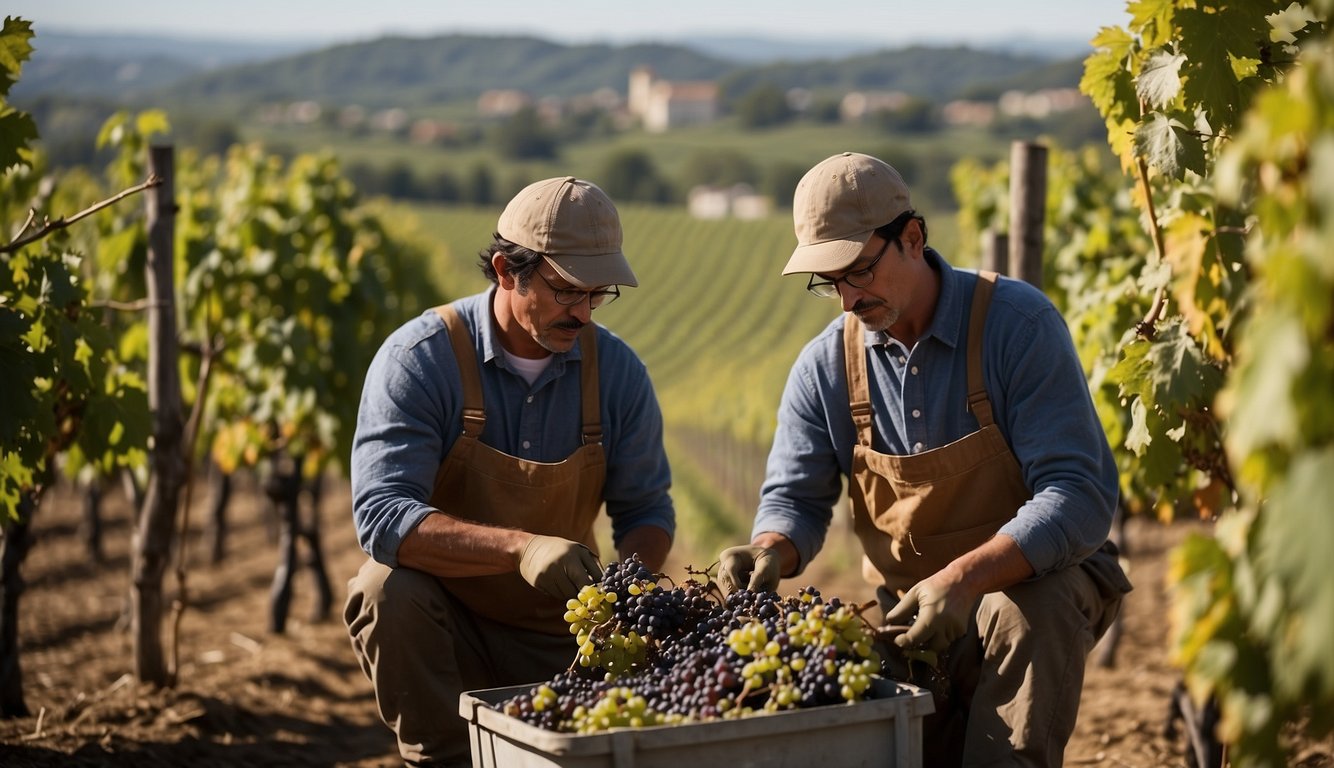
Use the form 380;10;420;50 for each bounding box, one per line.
950;2;1334;764
499;555;887;733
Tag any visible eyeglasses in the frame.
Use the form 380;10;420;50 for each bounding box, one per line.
533;270;620;308
806;238;893;298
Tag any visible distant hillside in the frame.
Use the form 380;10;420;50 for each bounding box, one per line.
13;53;202;99
152;35;737;109
720;45;1081;100
10;30;314;100
28;30;314;65
167;35;1079;107
15;31;1084;112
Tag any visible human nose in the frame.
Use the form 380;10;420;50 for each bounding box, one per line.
567;295;594;322
838;282;864;312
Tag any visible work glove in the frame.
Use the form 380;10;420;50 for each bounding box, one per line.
717;544;782;594
882;575;974;653
519;535;602;600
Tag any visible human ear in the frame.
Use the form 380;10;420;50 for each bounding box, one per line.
493;252;517;289
902;218;925;254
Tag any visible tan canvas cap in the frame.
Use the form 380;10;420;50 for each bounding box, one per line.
784;152;912;275
497;176;638;288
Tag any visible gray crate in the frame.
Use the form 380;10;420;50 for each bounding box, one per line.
460;677;934;768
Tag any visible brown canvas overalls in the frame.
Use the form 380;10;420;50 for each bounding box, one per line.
345;304;606;765
844;273;1129;768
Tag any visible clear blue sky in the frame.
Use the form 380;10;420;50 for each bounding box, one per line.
12;0;1133;47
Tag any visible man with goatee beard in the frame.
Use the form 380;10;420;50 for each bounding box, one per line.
716;152;1131;768
345;176;674;766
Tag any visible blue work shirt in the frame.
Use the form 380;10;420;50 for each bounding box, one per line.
351;288;675;566
756;248;1118;578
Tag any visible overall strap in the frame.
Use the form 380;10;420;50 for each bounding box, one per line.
966;272;999;427
434;305;487;438
578;325;602;445
843;313;874;448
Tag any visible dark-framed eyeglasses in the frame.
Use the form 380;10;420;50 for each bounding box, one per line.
806;238;892;298
533;270;620;308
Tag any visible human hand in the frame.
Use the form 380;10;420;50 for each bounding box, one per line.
519;535;602;599
882;574;974;653
716;545;781;593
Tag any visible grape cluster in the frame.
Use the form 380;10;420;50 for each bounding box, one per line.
501;555;886;733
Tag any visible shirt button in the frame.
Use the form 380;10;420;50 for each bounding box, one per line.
897;356;907;364
912;442;924;453
912;409;921;418
522;440;531;449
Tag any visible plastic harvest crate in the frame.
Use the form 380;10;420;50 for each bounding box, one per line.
460;677;935;768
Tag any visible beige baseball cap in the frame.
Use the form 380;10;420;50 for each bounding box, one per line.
784;152;912;275
497;176;638;288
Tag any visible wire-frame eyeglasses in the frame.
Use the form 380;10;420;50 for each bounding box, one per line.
806;237;893;298
534;270;620;308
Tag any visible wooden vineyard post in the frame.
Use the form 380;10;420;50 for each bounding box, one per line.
981;229;1008;276
132;145;186;686
1007;141;1048;288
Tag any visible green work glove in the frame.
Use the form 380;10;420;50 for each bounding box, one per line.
519;535;602;600
717;545;781;594
882;576;973;653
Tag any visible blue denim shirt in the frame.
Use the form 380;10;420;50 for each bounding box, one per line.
756;249;1118;578
351;288;675;566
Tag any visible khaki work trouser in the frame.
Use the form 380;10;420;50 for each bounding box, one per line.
879;545;1126;768
345;559;575;767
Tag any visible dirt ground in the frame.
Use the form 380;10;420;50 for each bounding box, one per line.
1;478;1331;767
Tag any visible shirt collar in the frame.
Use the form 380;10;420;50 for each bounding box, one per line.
864;247;963;350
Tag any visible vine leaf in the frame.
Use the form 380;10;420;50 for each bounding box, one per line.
1134;111;1207;178
1268;2;1320;44
1260;448;1334;699
1219;311;1306;456
0;342;39;442
0;16;35;172
1143;320;1223;409
1138;48;1186;109
1082;26;1139;117
1126;396;1152;455
1127;0;1177;48
1082;26;1141;166
1176;3;1270;130
1110;320;1221;414
0;110;36;173
0;16;33;96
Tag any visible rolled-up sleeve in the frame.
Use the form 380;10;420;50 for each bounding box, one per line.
350;319;454;566
990;300;1118;575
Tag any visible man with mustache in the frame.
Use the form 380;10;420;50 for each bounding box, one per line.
716;152;1130;767
345;176;674;766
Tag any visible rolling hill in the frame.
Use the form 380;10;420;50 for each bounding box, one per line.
16;30;1086;111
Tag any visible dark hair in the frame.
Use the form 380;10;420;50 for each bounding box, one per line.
875;210;927;247
477;234;544;287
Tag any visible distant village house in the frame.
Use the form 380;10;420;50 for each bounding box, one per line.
628;66;720;133
687;184;772;220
